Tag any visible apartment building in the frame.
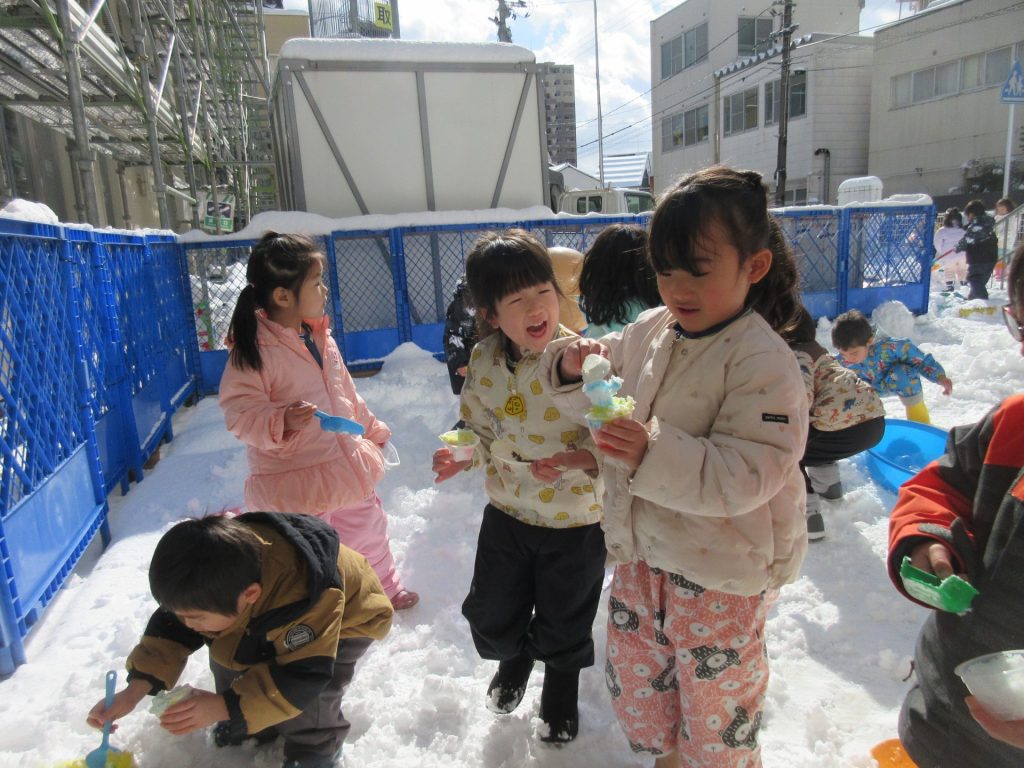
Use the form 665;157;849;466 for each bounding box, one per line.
650;0;869;203
538;62;578;166
868;0;1024;200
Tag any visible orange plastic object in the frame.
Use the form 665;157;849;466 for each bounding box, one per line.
870;739;919;767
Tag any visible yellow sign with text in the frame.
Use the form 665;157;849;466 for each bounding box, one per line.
373;2;393;31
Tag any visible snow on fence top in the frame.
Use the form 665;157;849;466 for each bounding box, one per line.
277;38;535;65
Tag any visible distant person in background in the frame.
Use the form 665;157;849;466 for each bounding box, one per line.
995;197;1016;217
933;208;967;292
443;276;476;395
887;242;1024;766
577;223;661;338
832;309;952;425
955;199;999;300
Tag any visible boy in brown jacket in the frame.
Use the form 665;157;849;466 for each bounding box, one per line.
86;512;393;768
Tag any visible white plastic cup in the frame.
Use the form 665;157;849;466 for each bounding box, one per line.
439;430;479;462
955;649;1024;721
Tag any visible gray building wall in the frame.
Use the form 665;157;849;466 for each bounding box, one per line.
868;0;1024;198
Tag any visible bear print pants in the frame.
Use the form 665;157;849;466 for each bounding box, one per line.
605;561;775;768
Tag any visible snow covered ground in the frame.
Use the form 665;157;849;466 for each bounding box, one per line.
1;286;1021;768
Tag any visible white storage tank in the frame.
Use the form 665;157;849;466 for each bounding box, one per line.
837;176;884;205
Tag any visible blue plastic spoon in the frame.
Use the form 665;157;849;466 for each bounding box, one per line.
85;670;120;768
314;410;365;435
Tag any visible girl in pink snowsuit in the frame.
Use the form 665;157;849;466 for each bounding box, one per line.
219;231;418;610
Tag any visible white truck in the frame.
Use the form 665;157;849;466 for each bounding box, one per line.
557;187;655;215
269;38;549;217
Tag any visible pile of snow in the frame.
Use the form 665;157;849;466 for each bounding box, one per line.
0;284;1021;767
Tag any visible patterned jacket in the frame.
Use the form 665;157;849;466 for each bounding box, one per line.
836;337;947;399
791;339;883;431
126;513;393;738
887;395;1024;767
459;327;603;528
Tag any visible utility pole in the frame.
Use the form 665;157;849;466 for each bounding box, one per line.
492;1;527;43
774;0;794;206
594;0;605;185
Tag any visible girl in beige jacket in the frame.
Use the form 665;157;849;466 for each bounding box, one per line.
542;167;808;768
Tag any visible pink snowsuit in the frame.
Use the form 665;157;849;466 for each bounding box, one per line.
219;311;404;597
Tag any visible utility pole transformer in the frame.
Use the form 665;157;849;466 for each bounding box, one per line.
774;0;794;206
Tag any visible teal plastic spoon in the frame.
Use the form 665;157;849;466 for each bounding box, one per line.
85;670;121;768
314;410;364;435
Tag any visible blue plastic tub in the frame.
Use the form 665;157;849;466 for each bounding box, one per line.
866;418;949;495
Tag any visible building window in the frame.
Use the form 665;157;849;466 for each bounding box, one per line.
789;71;806;118
661;36;682;79
783;187;807;206
723;87;758;136
684;23;709;68
738;17;774;57
893;43;1018;108
984;46;1011;86
764;73;805;125
661;104;709;151
661;23;708;79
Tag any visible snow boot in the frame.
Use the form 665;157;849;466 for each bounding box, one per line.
539;665;580;744
806;463;842;500
806;492;825;542
486;653;534;714
905;401;931;424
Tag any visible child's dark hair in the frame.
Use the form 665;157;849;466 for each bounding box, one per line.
964;199;986;218
783;304;817;345
942;208;962;228
464;229;559;339
831;309;873;350
578;224;660;327
150;515;263;615
648;166;801;335
227;231;323;371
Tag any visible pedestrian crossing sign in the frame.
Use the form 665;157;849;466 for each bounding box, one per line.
1001;60;1024;103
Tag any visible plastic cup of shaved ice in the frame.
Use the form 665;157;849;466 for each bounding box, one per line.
439;429;479;462
955;650;1024;721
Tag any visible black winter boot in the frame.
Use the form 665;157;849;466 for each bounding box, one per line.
486;653;534;714
539;665;580;743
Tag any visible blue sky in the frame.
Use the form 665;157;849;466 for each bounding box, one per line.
281;1;904;175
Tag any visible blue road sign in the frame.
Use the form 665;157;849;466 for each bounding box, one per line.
1001;60;1024;103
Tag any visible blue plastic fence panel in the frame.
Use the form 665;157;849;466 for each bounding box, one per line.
67;228;141;494
775;208;842;320
843;205;935;318
183;240;258;393
147;236;199;413
328;230;403;371
0;219;107;676
400;222;520;358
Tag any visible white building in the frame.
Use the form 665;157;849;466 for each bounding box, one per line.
650;0;870;204
867;0;1024;201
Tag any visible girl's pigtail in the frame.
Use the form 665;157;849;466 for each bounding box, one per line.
227;284;263;371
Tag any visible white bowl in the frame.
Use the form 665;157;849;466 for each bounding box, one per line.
955;649;1024;721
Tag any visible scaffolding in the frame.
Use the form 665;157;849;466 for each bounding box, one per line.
0;0;277;230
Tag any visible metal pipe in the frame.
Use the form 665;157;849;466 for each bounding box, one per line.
814;148;831;205
172;41;200;228
129;0;171;227
57;0;101;224
75;0;109;43
593;0;604;186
